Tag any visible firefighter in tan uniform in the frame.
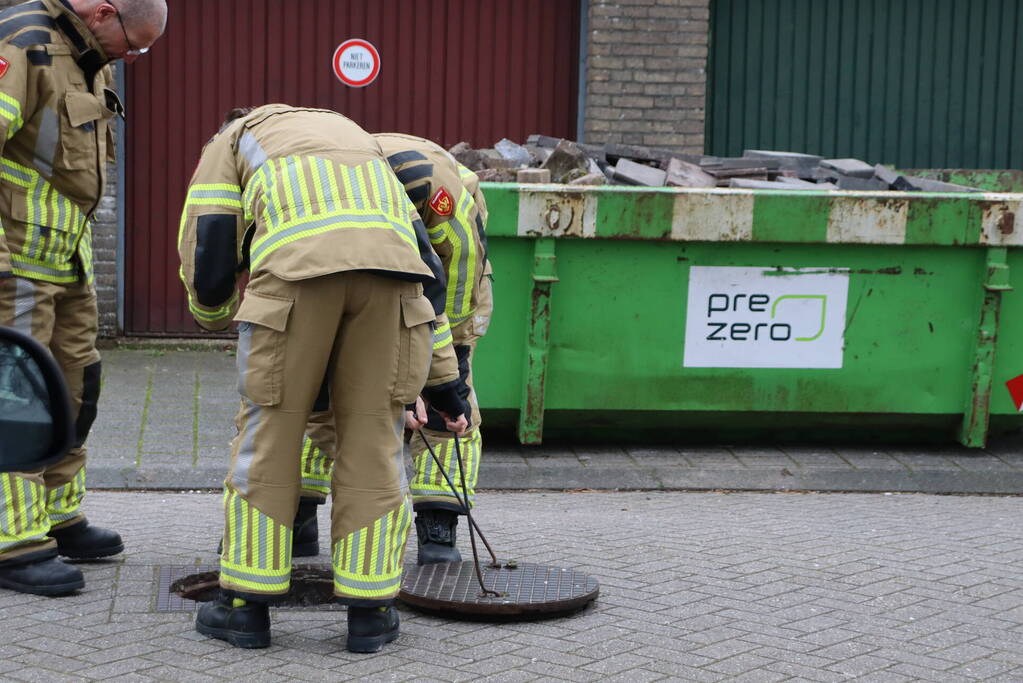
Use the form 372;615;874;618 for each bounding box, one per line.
296;133;492;565
179;105;469;652
0;0;166;596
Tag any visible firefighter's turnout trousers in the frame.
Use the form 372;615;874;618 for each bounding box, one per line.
301;274;492;512
222;270;436;605
0;275;100;563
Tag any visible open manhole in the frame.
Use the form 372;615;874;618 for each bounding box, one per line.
158;564;342;612
399;562;599;620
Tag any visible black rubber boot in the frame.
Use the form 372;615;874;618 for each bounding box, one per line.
292;498;320;558
195;593;271;649
346;605;399;653
48;519;124;559
0;551;84;596
414;509;462;565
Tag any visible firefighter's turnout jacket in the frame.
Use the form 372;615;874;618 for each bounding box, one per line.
0;0;120;284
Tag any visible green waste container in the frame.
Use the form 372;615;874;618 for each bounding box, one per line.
473;183;1023;447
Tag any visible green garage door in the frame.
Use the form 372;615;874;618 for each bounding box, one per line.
707;0;1023;169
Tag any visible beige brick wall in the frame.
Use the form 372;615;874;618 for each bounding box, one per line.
584;0;709;154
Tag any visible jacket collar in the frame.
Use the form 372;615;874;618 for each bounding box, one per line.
44;0;110;63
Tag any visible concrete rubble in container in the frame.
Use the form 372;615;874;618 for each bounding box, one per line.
447;137;983;192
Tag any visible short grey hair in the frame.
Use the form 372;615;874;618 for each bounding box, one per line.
117;0;168;35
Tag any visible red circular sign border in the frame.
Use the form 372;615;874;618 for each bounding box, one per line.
333;39;381;88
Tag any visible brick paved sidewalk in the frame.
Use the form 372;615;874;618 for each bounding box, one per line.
86;349;1023;494
0;490;1021;681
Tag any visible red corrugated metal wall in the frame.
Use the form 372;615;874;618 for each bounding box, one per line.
125;0;581;335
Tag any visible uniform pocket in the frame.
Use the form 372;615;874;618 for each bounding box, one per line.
234;290;293;406
394;293;436;404
59;92;104;171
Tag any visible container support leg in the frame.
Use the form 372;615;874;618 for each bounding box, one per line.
518;238;559;445
959;247;1011;447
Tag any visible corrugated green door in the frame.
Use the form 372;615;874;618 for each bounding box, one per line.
707;0;1023;169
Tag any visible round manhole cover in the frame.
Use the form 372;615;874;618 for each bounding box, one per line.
399;562;599;619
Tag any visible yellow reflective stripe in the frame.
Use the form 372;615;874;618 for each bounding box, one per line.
187;288;238;322
325;162;343;210
309;158;327;209
0;92;24;138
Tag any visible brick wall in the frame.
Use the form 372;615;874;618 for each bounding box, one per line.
584;0;709;154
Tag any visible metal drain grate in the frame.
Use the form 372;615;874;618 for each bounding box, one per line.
155;565;344;612
399;562;599;618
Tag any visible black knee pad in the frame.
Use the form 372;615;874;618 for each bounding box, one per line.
73;361;101;447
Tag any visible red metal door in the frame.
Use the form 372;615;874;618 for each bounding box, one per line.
125;0;581;335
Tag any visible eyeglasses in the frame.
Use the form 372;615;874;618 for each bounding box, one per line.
112;3;149;56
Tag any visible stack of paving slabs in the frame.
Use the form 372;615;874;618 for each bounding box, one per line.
448;138;981;193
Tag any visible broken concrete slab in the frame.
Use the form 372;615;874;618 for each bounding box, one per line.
542;140;591;183
525;145;553;165
526;134;563;149
729;179;800;190
517;168;551;184
568;172;607;186
614;158;667;186
873;164;901;187
837;175;889;191
605;142;677;166
476;168;517;183
820;158;875;178
495;138;532;167
777;176;830;189
665;158;717;188
892;175;981;193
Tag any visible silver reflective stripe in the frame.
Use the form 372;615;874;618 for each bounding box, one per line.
231;400;261;496
334;573;398;592
286;158;306;218
346;166;365;210
191;189;242;201
250;213;414;265
393;416;408;495
348;529;360;572
10;258;70;279
375;512;388;576
221;566;287;586
371;160;399;218
0;161;30;183
12;277;34;335
316;158;335;210
301;478;326;489
238;132;268;171
236;322;252;397
258;513;268;569
33;107;57;177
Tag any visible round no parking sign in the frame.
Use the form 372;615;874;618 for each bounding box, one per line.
333;39;381;88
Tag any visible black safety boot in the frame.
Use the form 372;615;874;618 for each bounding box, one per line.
414;509;462;565
48;519;124;559
292;498;320;557
346;605;399;653
195;593;271;649
0;551;84;596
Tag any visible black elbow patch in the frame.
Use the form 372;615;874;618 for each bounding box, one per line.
194;214;238;307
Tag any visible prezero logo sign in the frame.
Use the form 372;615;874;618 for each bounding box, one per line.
683;266;849;369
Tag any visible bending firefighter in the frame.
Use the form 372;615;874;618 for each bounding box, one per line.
296;133;492;566
178;105;469;652
0;0;166;596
